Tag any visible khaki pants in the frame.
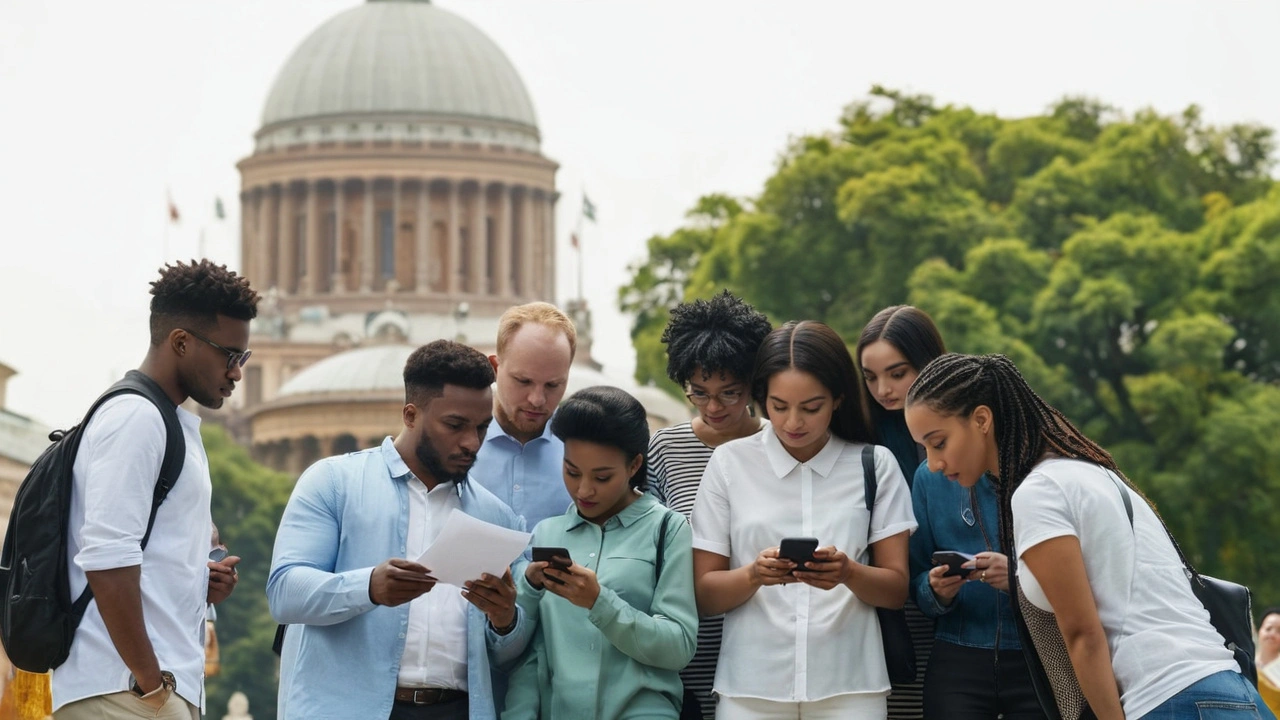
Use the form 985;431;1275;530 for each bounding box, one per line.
54;691;199;720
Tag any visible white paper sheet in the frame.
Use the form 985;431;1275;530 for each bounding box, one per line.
415;508;531;586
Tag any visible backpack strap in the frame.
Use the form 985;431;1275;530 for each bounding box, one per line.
69;371;186;617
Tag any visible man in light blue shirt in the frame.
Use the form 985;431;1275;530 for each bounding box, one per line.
472;302;576;531
268;340;533;720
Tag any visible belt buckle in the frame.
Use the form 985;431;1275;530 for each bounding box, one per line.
412;688;437;705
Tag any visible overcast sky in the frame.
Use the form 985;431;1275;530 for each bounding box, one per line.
2;0;1278;428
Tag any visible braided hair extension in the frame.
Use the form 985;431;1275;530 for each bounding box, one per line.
906;353;1140;562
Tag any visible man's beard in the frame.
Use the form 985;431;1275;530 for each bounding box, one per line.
415;438;471;485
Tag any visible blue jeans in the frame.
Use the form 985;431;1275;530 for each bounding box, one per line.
1141;670;1276;720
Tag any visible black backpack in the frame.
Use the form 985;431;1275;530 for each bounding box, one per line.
0;370;185;672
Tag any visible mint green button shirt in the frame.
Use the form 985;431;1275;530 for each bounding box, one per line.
503;491;698;720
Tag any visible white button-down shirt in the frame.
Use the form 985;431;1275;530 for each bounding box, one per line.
691;430;916;702
397;478;469;690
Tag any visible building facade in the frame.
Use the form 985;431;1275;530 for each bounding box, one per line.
232;0;686;473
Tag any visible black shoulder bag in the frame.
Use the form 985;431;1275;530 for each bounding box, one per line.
862;445;917;685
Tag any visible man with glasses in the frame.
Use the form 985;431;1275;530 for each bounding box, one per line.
53;259;259;720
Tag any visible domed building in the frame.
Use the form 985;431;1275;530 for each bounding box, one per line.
234;0;687;472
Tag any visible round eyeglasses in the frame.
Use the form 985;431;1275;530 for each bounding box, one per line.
182;328;252;369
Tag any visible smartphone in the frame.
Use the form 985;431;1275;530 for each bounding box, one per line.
209;547;229;563
778;537;819;572
531;546;571;585
931;550;975;578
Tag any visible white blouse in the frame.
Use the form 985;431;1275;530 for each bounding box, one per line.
691;429;916;702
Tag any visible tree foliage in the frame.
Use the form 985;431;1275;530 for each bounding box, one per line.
619;87;1280;605
202;426;294;720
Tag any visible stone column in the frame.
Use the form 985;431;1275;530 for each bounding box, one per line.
520;188;536;299
332;180;345;294
447;182;461;294
543;192;556;300
240;190;253;282
257;187;273;289
361;178;375;292
302;181;320;295
390;177;401;290
470;185;486;295
495;185;512;297
278;184;295;295
416;181;430;294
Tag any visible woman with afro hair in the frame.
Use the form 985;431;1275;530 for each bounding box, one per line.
647;290;772;719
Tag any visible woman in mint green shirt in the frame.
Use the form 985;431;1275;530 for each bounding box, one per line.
503;386;698;720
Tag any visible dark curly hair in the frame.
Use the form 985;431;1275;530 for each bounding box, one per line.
552;386;650;489
661;290;772;387
403;339;496;406
149;259;259;344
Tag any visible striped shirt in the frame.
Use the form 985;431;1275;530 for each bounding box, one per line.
649;421;760;720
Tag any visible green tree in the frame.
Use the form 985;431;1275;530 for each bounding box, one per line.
203;426;294;720
620;87;1280;605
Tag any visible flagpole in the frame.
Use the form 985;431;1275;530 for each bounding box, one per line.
575;198;585;303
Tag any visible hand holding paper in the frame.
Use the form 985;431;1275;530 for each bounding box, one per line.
416;509;531;586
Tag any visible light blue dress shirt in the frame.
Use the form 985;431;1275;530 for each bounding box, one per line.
268;438;533;720
472;415;571;532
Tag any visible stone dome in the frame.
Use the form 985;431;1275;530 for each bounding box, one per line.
277;344;415;397
257;0;539;150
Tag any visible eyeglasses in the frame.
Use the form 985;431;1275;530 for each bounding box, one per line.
685;388;747;407
182;328;252;369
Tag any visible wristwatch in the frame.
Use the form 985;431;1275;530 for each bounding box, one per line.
130;670;177;697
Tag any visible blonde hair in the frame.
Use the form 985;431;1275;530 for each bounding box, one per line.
495;302;577;359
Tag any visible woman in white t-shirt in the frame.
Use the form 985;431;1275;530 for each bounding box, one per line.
691;320;917;720
903;353;1272;720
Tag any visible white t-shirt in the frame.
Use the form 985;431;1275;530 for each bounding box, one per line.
1012;458;1237;719
53;394;212;712
691;430;916;702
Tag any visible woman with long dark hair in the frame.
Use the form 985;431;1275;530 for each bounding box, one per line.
904;353;1271;719
858;307;1043;719
649;291;773;720
504;387;698;719
691;321;916;719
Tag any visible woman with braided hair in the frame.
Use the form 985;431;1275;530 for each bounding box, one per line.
903;353;1272;720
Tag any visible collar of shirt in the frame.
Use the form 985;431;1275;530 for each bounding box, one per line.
482;409;557;449
761;426;844;479
560;489;657;531
379;436;462;495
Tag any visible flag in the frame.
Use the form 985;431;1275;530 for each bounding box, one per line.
215;197;226;220
582;195;597;222
168;192;181;224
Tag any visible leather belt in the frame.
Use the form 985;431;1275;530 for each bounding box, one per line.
394;687;467;706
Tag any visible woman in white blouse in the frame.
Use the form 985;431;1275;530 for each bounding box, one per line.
691;320;917;720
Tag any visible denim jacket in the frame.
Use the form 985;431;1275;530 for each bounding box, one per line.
907;465;1021;650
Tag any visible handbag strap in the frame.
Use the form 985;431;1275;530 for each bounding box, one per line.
861;445;876;559
1104;470;1204;588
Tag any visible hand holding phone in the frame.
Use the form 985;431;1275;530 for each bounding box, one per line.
778;537;819;573
531;546;572;585
931;550;976;578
